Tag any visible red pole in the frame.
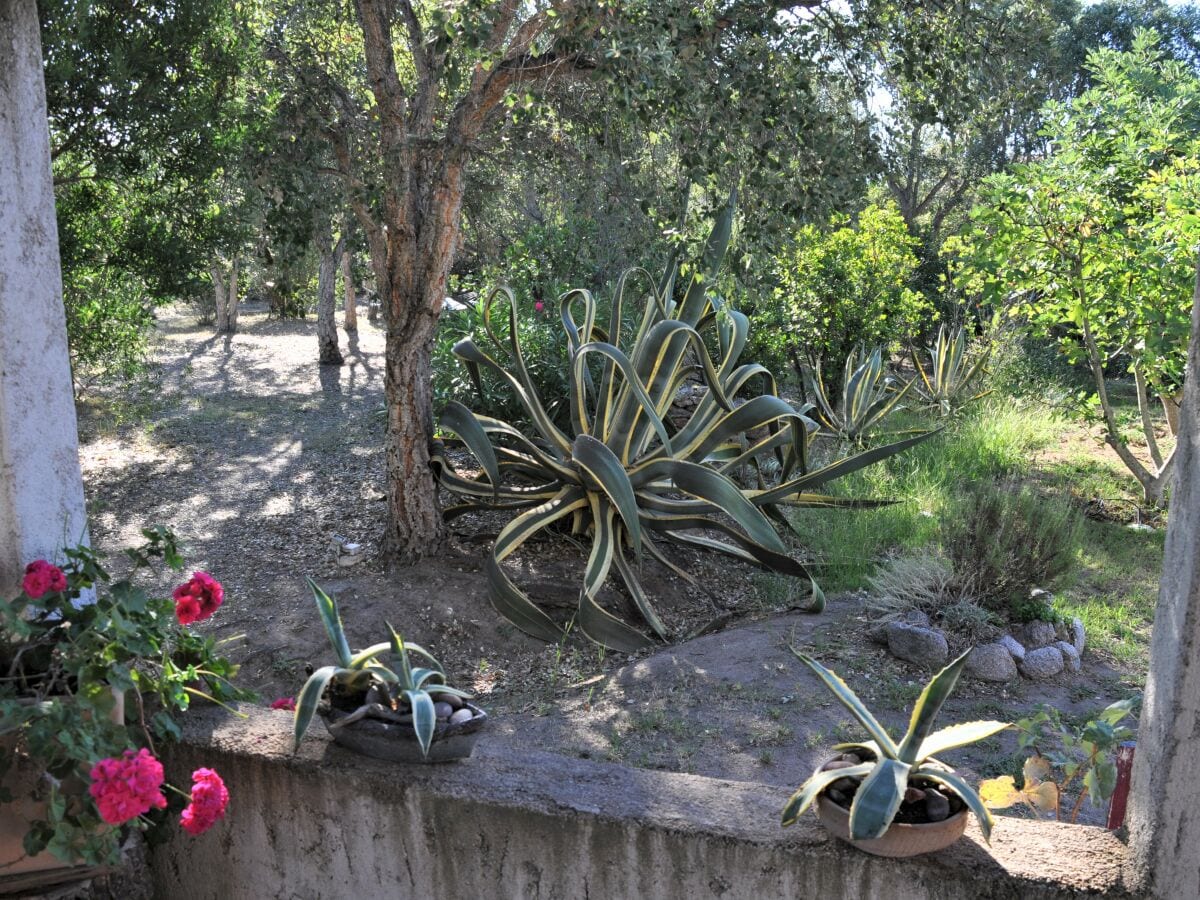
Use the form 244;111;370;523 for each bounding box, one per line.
1107;742;1136;830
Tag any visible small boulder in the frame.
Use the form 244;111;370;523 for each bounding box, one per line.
1056;641;1082;673
1019;645;1065;680
1023;620;1058;649
449;708;474;725
924;790;951;822
965;643;1019;682
901;610;931;628
998;634;1026;661
886;621;949;669
1071;617;1086;656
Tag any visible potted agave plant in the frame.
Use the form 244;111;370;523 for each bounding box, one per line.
783;648;1008;857
292;580;486;763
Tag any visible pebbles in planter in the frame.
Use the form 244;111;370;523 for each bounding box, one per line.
1018;645;1064;680
885;621;949;668
965;643;1018;682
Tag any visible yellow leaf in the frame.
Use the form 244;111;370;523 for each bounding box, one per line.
979;776;1022;809
1023;754;1053;787
1022;781;1059;814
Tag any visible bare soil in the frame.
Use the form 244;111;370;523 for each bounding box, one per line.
79;304;1134;828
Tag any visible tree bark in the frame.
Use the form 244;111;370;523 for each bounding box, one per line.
342;247;357;332
210;266;227;332
226;258;239;333
315;223;345;366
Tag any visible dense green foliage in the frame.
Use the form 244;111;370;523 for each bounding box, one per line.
749;199;930;376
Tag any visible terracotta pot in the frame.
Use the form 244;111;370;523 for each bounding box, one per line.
815;793;969;858
0;686;124;890
320;702;488;764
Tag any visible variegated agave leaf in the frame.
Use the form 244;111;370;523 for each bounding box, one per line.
804;346;914;445
436;199;933;651
912;325;992;418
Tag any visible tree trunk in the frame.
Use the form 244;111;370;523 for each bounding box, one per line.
342;248;357;332
225;258;239;333
210;266;227;332
1163;392;1182;437
315;225;345;366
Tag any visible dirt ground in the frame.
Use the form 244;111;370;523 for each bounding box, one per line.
79;304;1136;827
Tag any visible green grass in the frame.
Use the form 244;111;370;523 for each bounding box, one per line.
787;399;1061;590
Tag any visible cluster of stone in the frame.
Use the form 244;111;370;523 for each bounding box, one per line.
876;604;1085;682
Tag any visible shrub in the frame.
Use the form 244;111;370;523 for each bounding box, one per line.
942;480;1081;621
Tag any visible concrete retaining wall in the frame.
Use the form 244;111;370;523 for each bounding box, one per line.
150;708;1136;899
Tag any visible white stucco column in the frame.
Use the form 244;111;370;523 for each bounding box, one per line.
1127;258;1200;897
0;0;90;597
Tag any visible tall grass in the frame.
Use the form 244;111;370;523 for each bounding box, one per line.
787;399;1061;591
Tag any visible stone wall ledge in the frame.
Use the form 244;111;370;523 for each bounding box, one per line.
150;706;1140;899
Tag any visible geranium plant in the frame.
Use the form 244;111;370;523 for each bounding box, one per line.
0;528;249;867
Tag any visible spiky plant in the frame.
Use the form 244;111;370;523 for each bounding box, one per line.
783;648;1009;842
292;580;471;757
912;325;992;417
434;198;932;651
804;346;914;445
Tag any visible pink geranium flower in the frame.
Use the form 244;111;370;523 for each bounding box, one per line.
270;697;296;711
173;572;224;625
180;768;229;836
534;301;545;313
88;749;167;825
22;560;67;599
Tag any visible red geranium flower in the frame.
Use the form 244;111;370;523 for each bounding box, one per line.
180;768;229;836
173;572;224;625
88;749;167;825
22;560;67;599
269;697;296;711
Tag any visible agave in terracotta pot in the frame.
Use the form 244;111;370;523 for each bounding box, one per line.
783;648;1009;857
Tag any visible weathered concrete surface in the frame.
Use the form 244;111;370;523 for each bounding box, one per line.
0;0;90;597
152;708;1137;900
1128;260;1200;898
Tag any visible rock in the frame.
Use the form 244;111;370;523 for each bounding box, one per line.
1019;645;1065;679
901;610;931;628
924;790;951;822
829;778;859;794
998;634;1026;661
886;621;949;668
965;643;1019;682
449;708;474;725
1023;619;1058;649
1056;641;1082;673
1071;617;1086;655
433;702;454;720
442;692;464;710
836;753;862;765
866;621;892;646
904;787;927;804
825;789;848;806
821;759;858;772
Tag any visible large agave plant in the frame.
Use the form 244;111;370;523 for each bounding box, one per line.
912;324;992;417
783;648;1008;842
434;199;931;651
804;346;913;446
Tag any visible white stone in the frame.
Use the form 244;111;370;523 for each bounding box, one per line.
885;621;949;669
998;634;1026;661
1055;641;1082;673
0;0;90;599
1019;646;1064;680
1023;620;1058;649
965;643;1019;682
1071;617;1086;656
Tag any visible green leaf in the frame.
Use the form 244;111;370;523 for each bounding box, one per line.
781;763;873;826
896;649;973;764
441;401;502;501
916;720;1011;761
789;650;899;758
404;690;437;758
848;758;911;840
294;666;340;753
308;579;352;668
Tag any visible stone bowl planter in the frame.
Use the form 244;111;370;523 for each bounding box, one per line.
814;793;969;858
320;703;488;764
